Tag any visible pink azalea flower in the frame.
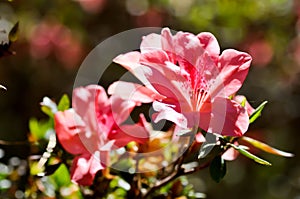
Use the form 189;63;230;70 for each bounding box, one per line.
110;28;252;136
54;85;152;185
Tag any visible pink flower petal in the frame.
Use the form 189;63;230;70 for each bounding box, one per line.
218;49;252;96
70;153;104;186
108;123;149;148
72;85;109;134
114;50;191;111
152;101;188;129
140;53;192;112
109;95;136;126
54;110;88;155
108;81;165;104
222;145;239;161
113;52;157;91
140;33;162;53
198;98;249;136
197;32;220;60
140;28;175;62
195;132;206;143
173;31;204;67
161;28;174;51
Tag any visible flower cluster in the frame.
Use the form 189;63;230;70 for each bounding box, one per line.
48;28;292;197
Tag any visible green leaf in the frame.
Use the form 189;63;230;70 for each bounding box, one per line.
39;163;61;177
198;133;218;159
41;106;54;118
29;118;52;140
209;155;226;183
30;161;44;176
241;136;294;157
58;94;70;111
229;144;272;166
50;164;71;187
48;163;83;199
249;101;268;123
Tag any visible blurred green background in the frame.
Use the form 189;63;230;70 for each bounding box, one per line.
0;0;300;198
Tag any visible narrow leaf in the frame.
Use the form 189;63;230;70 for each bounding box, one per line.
241;136;294;157
198;133;217;159
209;155;226;183
229;144;272;166
249;101;268;123
29;118;51;140
50;164;71;186
40;163;62;176
41;106;54;118
8;21;19;42
57;94;70;111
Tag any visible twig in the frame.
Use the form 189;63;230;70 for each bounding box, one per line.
143;130;200;198
142;161;210;198
0;139;29;145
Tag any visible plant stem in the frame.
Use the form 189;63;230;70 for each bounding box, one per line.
143;129;206;198
142;161;210;198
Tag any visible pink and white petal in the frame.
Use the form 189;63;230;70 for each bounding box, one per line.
199;98;249;136
172;31;204;67
54;110;88;155
160;28;176;62
109;95;136;126
217;49;252;96
140;28;174;55
233;95;255;116
195;132;206;143
72;85;108;133
197;32;220;59
140;49;171;66
193;52;221;95
113;52;157;91
108;123;149;148
138;113;153;134
161;28;173;51
70;153;104;186
140;54;192;111
115;50;191;110
108;81;165;104
141;33;162;53
152;101;188;129
222;145;239;161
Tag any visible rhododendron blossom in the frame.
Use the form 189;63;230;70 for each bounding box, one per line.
110;28;252;137
54;85;152;185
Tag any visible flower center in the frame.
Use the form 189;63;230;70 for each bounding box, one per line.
192;88;208;111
